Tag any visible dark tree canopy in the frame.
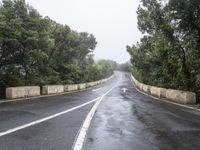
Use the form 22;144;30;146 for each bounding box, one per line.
0;0;114;98
127;0;200;92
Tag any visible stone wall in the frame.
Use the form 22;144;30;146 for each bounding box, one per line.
42;85;64;95
6;86;40;99
86;82;97;88
6;75;114;99
64;84;78;92
78;83;86;90
131;74;196;104
166;89;196;104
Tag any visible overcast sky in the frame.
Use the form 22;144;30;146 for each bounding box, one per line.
25;0;142;63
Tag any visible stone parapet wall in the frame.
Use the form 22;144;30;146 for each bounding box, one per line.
131;74;196;104
42;85;64;95
6;75;114;99
6;86;40;99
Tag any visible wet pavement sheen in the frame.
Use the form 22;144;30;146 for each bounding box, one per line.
85;72;200;150
0;75;116;150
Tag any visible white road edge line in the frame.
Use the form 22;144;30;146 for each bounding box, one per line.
0;97;102;137
72;85;116;150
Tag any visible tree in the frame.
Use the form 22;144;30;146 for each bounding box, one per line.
0;0;114;98
128;0;200;92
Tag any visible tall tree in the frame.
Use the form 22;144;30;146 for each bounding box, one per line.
0;0;114;98
128;0;200;92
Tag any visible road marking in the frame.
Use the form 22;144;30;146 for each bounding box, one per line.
0;97;102;137
72;85;116;150
92;88;102;92
122;88;127;93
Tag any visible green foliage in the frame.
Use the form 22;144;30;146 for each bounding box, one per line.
128;0;200;92
116;62;131;72
0;0;114;98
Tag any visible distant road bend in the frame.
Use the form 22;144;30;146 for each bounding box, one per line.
0;72;200;150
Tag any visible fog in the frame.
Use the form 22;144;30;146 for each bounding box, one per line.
26;0;142;63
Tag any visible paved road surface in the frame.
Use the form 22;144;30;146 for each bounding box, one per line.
85;72;200;150
0;75;115;150
0;72;200;150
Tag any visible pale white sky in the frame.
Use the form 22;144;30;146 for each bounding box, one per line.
25;0;142;63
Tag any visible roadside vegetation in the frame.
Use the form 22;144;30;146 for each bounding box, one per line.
127;0;200;93
116;62;131;72
0;0;114;98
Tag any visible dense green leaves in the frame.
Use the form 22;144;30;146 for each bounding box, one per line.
0;0;114;98
128;0;200;92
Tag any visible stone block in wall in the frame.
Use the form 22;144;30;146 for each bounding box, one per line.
166;89;196;104
42;85;64;95
64;84;78;92
86;82;96;88
150;86;161;97
6;86;40;99
160;88;167;98
142;85;150;93
78;83;86;90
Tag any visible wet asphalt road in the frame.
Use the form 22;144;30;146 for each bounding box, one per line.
85;72;200;150
1;72;200;150
0;75;116;150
